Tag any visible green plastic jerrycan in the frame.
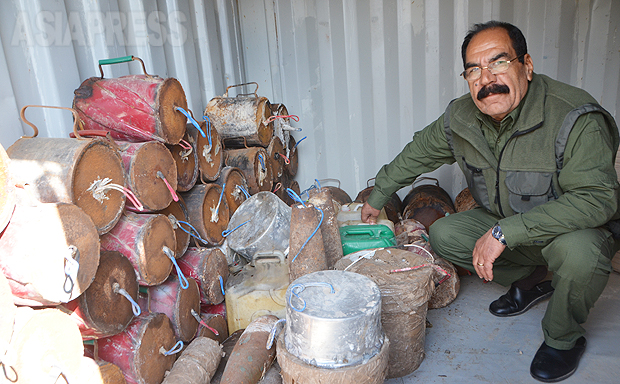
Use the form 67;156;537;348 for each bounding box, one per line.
339;224;397;255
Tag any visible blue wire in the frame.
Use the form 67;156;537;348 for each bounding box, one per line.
222;220;250;237
299;184;316;199
287;282;335;312
291;206;323;263
237;185;250;199
293;136;307;149
315;179;322;190
218;275;225;296
286;188;306;207
175;106;205;138
176;220;209;245
163;340;184;355
202;115;213;147
258;153;266;171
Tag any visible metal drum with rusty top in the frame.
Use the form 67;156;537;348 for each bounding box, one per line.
156;195;191;258
214;166;249;217
284;135;299;177
204;82;273;148
181;184;229;247
187;118;224;182
316;179;352;206
73;55;188;144
178;247;229;306
355;178;402;225
402;177;456;231
100;211;176;286
167;130;199;192
148;276;201;342
0;202;100;306
118;140;178;211
61;251;139;339
267;135;285;182
7;106;126;235
225;147;273;194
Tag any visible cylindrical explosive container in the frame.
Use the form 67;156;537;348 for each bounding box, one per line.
162;337;222;384
97;312;178;384
180;184;229;246
335;248;434;378
61;251;139;339
225;146;273;194
196;312;228;344
148;275;201;342
214;166;249;217
402;178;456;231
0;202;99;306
267;135;285;182
204;82;273;148
283;135;299;177
315;179;352;205
167;130;198;192
100;212;176;286
117;140;178;211
177;247;229;305
355;181;402;225
186;118;224;182
156;196;191;258
288;202;326;281
0;142;15;233
308;187;344;268
8;106;126;235
73;55;188;144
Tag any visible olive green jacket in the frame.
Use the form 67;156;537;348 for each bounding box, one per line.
368;73;619;248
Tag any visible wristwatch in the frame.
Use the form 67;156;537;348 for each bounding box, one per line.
491;223;507;246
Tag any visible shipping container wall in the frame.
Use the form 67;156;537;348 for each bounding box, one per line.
1;0;619;200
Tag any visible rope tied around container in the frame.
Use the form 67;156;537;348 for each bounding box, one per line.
190;308;219;336
87;177;144;211
112;282;141;316
163;246;189;289
63;246;80;295
287;188;324;263
266;318;286;350
157;171;179;202
288;282;335;312
210;184;225;223
160;340;184;356
218;275;225;296
221;220;250;237
171;216;209;246
175;106;205;138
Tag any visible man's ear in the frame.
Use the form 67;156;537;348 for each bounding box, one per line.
524;53;534;81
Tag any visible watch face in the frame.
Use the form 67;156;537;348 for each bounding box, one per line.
492;225;501;238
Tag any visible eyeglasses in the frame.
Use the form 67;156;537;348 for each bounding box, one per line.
460;53;525;81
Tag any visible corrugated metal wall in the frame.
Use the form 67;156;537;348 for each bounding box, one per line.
1;0;619;200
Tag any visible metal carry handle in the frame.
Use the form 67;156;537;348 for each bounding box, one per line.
20;105;84;140
98;55;150;78
224;82;259;98
69;130;121;151
251;250;286;266
317;178;341;188
366;177;376;188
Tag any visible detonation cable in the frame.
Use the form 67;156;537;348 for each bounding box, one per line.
160;340;184;356
63;246;80;295
258;153;266;172
87;177;144;211
293;136;307;150
266;318;287;349
175;106;205;138
272;182;282;193
264;114;300;125
235;185;250;199
389;263;451;286
178;139;193;161
221;220;250;237
157;171;179;202
288;282;335;312
172;217;209;246
163;246;189;290
202;115;213;148
278;152;290;164
113;282;141;316
218;275;225;296
287;188;323;263
190;308;219;336
210;184;225;223
403;243;435;263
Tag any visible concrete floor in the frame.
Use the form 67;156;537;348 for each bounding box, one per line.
386;271;620;384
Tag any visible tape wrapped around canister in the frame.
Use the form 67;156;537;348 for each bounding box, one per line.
335;248;435;378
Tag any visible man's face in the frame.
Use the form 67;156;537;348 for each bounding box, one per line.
464;28;533;121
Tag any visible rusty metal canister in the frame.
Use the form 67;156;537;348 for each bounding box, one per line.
316;179;352;205
225;147;273;194
61;251;139;339
402;178;456;231
73;55;188;145
308;188;344;268
0;202;100;306
288;202;327;282
214;166;249;217
118;140;178;212
177;247;229;305
0;142;15;234
355;179;402;225
8;106;126;235
204;82;273;148
196;312;229;344
100;211;176;286
156;195;191;258
455;187;480;212
167;130;199;192
274;172;300;206
186;118;224;182
181;184;229;246
148;275;201;342
284;135;299;177
267;135;285;182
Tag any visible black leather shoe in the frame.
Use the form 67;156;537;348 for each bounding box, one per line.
530;337;586;382
489;280;554;317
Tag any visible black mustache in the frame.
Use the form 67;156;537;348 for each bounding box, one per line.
477;83;510;100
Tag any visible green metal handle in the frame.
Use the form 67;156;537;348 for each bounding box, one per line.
98;55;149;78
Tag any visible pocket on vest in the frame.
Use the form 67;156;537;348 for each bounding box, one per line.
505;171;555;213
461;158;491;210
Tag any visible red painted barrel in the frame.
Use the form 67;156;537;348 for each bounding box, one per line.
118;141;178;211
196;313;229;344
201;302;227;318
156;196;191;258
181;184;229;246
100;212;175;286
167;130;199;192
73;74;188;145
178;247;229;305
214;166;249;217
225;147;273;194
7;137;126;235
187;119;224;182
148;276;201;342
0;202;100;306
97;312;177;384
61;251;139;339
0;143;15;233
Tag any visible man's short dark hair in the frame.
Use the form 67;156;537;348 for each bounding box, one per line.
461;21;528;67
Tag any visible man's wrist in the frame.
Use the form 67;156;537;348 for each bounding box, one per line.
491;222;507;246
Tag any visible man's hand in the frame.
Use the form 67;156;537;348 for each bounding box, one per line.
361;202;381;224
472;228;506;281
